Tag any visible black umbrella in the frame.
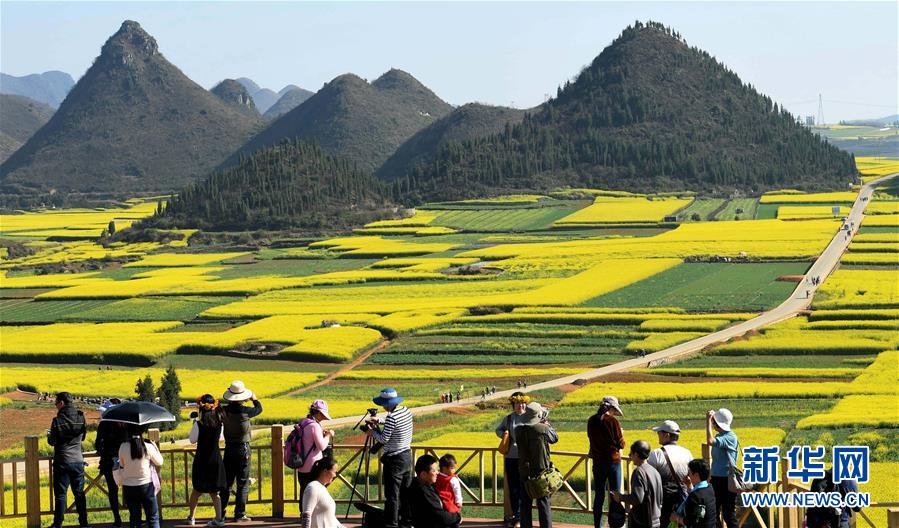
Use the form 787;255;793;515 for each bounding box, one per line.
100;401;176;426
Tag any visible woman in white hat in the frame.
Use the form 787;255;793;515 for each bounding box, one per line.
706;408;738;528
220;381;263;523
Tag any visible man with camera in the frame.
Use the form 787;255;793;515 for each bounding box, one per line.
365;388;413;528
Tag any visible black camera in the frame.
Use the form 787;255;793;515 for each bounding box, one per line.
357;408;379;432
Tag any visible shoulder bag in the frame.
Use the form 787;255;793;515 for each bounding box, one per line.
498;416;512;455
726;442;755;493
662;446;689;504
524;464;564;499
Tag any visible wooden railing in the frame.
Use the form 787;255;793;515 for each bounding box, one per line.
3;429;897;528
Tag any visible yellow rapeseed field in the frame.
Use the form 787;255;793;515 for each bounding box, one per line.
852;232;899;244
465;219;838;263
554;196;693;225
864;201;899;215
368;309;468;334
635;367;863;379
813;269;899;309
123;252;248;267
1;241;162;269
0;322;187;363
638;319;731;332
856;156;899;177
353;226;458;236
561;374;895;406
363;211;440;228
624;332;705;353
776;206;850;220
0;201;158;237
760;192;857;204
861;213;899;227
715;326;897;356
309;236;458;257
840;252;899;265
203;259;677;318
0;366;324;399
337;366;581;381
796;395;898;428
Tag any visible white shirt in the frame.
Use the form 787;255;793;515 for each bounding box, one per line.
647;443;693;486
117;441;163;487
301;480;345;528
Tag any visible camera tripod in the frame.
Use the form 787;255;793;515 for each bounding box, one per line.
344;410;381;520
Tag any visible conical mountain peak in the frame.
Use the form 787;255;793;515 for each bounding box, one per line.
100;20;159;64
372;68;425;91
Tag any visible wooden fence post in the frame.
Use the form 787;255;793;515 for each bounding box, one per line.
887;508;899;528
271;425;284;518
25;436;41;528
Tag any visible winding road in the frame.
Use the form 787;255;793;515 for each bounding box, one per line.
318;171;897;428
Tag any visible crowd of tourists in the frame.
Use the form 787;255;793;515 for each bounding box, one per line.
47;386;858;528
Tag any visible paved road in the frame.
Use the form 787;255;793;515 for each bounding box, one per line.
317;172;898;428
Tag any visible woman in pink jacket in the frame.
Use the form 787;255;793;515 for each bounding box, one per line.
292;400;334;512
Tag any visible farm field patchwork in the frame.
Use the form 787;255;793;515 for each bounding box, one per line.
3;184;899;527
583;262;809;311
675;198;727;221
554;195;693;225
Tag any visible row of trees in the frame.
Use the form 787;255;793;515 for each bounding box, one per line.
134;365;181;431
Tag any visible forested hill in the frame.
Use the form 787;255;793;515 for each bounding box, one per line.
397;22;856;202
222;69;453;173
149;140;394;231
376;103;527;181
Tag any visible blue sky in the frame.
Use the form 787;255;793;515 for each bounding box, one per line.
2;1;896;122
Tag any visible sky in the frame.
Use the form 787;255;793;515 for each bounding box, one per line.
1;1;896;123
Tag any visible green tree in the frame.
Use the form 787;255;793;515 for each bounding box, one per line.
155;366;182;431
135;374;155;402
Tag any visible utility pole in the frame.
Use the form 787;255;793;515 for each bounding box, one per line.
816;93;825;126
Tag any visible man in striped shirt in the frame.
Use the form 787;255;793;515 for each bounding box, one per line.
367;388;414;528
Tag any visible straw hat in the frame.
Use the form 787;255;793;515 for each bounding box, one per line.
223;380;254;402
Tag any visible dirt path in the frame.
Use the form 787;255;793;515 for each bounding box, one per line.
284;338;393;397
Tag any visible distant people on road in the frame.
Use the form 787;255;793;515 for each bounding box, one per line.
672;459;716;528
95;402;127;527
119;425;164;528
707;408;739;528
588;395;626;528
495;392;530;528
187;394;227;527
291;400;334;512
48;391;88;528
611;440;663;528
301;457;346;528
646;420;693;527
515;401;558;528
221;380;263;523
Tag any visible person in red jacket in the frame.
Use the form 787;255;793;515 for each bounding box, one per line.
587;395;626;528
435;454;463;515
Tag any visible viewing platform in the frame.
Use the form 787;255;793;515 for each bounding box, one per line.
4;426;898;528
